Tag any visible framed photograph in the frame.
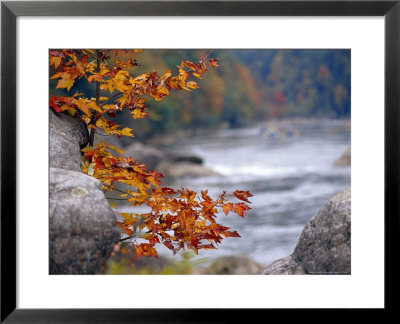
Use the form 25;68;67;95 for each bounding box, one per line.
1;0;397;321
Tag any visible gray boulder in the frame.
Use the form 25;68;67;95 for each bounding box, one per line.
49;110;89;172
262;255;305;275
157;161;220;179
203;255;265;275
123;142;214;178
49;168;120;274
263;187;351;275
123;142;165;171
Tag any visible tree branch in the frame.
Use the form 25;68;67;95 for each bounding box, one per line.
199;49;215;64
107;197;129;201
102;184;129;194
100;91;123;108
88;50;101;147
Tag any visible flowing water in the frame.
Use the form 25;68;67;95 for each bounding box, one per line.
118;119;350;267
154;119;351;266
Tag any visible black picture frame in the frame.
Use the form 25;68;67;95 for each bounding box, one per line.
1;0;398;321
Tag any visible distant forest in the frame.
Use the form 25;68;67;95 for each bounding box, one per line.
50;49;350;140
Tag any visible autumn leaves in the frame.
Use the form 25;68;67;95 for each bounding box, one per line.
49;49;252;260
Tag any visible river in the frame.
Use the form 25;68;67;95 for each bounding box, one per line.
155;118;351;266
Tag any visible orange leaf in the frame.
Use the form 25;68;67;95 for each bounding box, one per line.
135;244;144;259
222;202;234;216
233;203;251;217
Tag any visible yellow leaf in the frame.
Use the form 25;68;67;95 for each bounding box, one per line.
99;62;110;75
105;143;124;154
50;56;62;69
130;73;149;86
55;72;77;91
100;81;114;94
56;78;74;91
102;104;116;110
159;69;172;85
192;72;202;79
150;86;169;101
59;104;69;112
120;127;134;137
75;100;91;116
114;70;129;81
87;101;103;113
131;108;148;119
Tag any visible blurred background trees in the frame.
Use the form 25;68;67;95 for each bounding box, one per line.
50;49;350;144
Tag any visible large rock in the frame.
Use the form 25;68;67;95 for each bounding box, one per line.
105;253;179;274
49;168;120;274
203;255;265;275
49;109;121;274
49;110;89;171
157;161;220;179
123;142;166;171
123;142;214;178
263;187;351;275
262;255;305;275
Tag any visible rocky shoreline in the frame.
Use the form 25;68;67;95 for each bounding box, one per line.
49;111;351;275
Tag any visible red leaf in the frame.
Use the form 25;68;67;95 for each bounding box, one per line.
163;240;174;250
49;98;62;112
209;58;219;68
233;190;253;203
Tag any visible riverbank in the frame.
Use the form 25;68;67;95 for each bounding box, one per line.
140;117;350;148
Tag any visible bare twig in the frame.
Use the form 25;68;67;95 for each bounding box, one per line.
102;184;129;194
199;49;215;64
107;197;129;201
